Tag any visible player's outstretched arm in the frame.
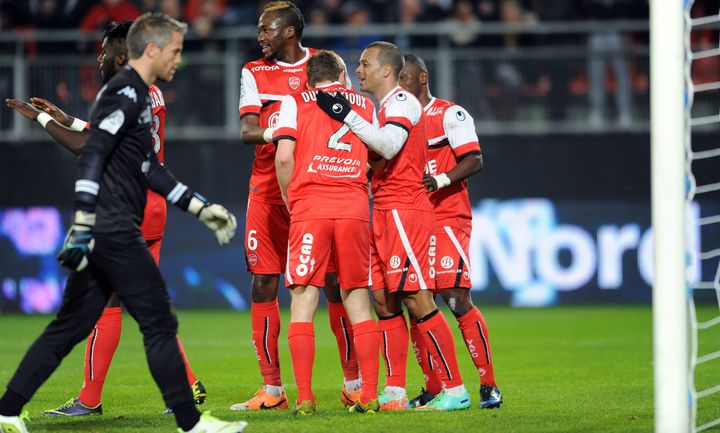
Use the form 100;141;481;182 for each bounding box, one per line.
423;153;483;192
146;152;237;245
6;98;88;155
316;91;407;160
240;113;275;145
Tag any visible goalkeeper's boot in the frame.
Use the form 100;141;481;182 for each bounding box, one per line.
340;385;361;407
479;385;503;409
0;411;30;433
192;381;208;405
164;381;209;414
42;398;102;416
348;399;380;414
229;387;288;411
291;400;316;416
408;388;435;408
416;390;471;411
378;391;409;411
178;411;247;433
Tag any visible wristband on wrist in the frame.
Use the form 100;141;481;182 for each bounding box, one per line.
36;112;53;128
433;173;452;189
69;117;88;131
262;127;275;143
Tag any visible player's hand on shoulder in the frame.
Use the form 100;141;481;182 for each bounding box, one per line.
30;97;73;127
316;91;352;122
422;173;438;192
5;98;41;120
57;211;96;271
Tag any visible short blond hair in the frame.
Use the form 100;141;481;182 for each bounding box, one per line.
127;12;187;59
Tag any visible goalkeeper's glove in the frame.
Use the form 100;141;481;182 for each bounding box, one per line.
57;210;96;271
422;173;451;192
316;91;353;123
187;193;237;245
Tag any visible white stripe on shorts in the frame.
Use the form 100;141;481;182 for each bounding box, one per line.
443;226;471;272
391;209;428;290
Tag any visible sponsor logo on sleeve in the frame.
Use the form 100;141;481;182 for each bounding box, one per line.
117;85;137;102
98;109;125;135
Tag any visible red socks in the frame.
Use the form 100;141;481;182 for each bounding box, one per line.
377;314;408;388
288;322;315;402
78;307;122;407
409;319;443;395
417;311;463;389
327;301;359;381
251;300;282;386
176;336;197;385
457;307;497;387
352;320;380;403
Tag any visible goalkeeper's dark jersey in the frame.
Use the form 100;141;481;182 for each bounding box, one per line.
74;65;188;234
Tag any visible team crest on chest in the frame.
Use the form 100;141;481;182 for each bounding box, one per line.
288;76;301;90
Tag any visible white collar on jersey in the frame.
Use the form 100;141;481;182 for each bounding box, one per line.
379;86;403;107
274;47;310;67
315;81;343;89
423;97;437;112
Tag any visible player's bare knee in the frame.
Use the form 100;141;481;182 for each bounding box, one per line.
373;289;400;317
251;274;279;302
402;290;437;320
441;288;473;317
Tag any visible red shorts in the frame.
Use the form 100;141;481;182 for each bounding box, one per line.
245;199;290;275
371;208;436;293
145;237;163;266
286;219;370;290
434;222;472;291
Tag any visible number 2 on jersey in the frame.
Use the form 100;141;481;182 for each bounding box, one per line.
327;124;351;152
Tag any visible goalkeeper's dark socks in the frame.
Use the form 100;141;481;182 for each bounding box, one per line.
288;322;316;403
174;401;200;432
417;310;464;388
457;307;497;387
377;313;409;388
0;389;26;417
176;336;197;385
251;300;282;386
352;320;380;403
78;306;122;407
328;301;359;382
409;319;443;395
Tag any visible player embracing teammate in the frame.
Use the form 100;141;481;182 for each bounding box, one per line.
234;0;362;410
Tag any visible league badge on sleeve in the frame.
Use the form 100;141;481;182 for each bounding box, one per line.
456;110;466;121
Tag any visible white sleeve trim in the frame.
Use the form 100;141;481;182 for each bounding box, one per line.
75;179;100;196
443;105;479;149
345;111;408;160
167;183;188;204
239;68;261;110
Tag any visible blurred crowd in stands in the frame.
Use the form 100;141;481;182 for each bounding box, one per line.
0;0;718;129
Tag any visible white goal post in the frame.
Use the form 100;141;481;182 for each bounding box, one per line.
651;0;690;432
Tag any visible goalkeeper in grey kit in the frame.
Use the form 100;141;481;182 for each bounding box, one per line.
0;13;246;433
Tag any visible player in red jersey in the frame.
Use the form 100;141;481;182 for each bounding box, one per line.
234;1;361;410
274;50;381;415
5;20;206;416
317;41;471;411
399;54;502;409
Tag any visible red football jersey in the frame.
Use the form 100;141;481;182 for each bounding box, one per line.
140;84;168;240
274;83;375;222
423;97;481;223
239;47;320;205
371;86;432;212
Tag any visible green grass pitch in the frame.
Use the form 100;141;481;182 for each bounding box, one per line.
1;306;719;432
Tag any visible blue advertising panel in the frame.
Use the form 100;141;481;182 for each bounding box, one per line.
2;199;712;313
